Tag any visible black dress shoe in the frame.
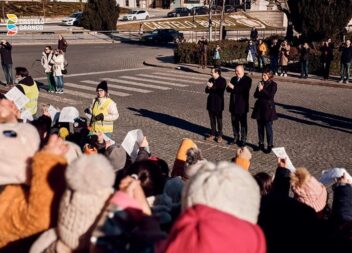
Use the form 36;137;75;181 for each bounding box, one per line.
254;143;264;152
238;140;246;147
265;145;274;154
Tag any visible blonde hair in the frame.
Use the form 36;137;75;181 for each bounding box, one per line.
290;167;311;188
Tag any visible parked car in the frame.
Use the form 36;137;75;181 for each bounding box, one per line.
141;29;184;44
234;0;251;11
224;5;236;13
167;8;191;17
191;6;209;15
61;12;82;26
121;10;150;21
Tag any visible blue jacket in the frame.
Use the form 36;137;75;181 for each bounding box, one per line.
246;44;257;60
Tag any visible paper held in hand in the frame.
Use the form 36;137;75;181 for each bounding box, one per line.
272;147;296;172
121;129;144;162
320;168;352;185
59;107;79;123
5;87;30;110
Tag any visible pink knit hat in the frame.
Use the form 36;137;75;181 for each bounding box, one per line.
291;168;327;212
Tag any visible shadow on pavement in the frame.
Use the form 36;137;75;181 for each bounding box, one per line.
276;102;352;134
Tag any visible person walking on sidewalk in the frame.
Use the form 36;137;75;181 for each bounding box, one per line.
269;39;280;75
251;69;278;154
339;39;352;84
213;45;221;68
257;39;267;71
299;42;310;79
58;34;68;53
197;36;208;69
15;67;39;116
51;49;65;94
320;38;334;80
41;46;56;93
205;68;227;143
0;40;13;86
85;81;119;139
226;65;252;147
246;40;257;75
279;40;290;77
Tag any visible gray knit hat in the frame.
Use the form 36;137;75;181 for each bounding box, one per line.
182;161;260;224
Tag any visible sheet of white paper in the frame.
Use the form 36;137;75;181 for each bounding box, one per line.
320;168;352;185
48;105;60;122
272;147;296;172
59;106;79;123
103;133;116;146
121;129;144;162
20;109;33;122
5;87;30;110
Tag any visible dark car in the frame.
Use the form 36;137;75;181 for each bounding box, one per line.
234;0;251;11
167;7;191;17
191;6;209;15
141;29;184;44
224;5;236;13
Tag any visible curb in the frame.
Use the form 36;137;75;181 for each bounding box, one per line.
143;59;352;89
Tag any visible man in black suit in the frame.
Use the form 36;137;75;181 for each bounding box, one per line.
205;68;227;143
226;65;252;146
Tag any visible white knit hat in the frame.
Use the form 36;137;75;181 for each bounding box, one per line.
182;161;260;224
58;154;116;250
0;123;40;185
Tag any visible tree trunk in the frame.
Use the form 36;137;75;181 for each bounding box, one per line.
219;0;225;41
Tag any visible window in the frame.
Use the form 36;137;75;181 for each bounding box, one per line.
125;0;129;7
184;0;200;3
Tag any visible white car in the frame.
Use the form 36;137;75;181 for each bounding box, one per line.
61;12;82;26
122;10;150;21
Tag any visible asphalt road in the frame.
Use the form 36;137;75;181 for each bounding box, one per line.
1;43;351;179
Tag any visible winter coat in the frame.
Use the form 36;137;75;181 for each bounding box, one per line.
51;54;65;77
246;44;257;62
250;29;258;41
41;52;54;73
58;39;68;53
320;44;334;62
227;75;252;114
205;76;227;112
251;79;278;122
0;151;67;248
0;42;13;65
340;46;352;63
269;43;280;58
299;47;310;62
279;44;290;66
258;42;267;56
332;184;352;224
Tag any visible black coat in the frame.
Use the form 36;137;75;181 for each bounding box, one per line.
226;75;252;114
205;76;226;112
332;184;352;224
0;42;12;65
251;79;278;121
320;44;334;62
340;46;352;64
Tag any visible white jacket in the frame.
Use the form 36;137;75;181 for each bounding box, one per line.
41;52;54;73
51;54;65;76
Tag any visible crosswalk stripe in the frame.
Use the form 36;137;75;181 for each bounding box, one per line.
103;78;170;91
120;76;187;87
51;87;95;100
81;80;151;93
38;90;80;105
68;82;130;97
157;72;207;81
167;70;209;77
138;74;201;84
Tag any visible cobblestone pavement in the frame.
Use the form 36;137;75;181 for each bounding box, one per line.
2;44;351;178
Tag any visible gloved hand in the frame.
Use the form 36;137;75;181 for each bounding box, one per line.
84;108;91;114
94;113;104;122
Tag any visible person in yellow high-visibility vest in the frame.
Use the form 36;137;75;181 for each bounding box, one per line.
15;67;39;116
85;81;119;138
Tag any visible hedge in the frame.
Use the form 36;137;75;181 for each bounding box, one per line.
174;38;350;76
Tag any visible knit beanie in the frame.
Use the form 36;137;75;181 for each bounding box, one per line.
0;123;40;185
58;154;115;250
58;127;69;140
96;81;108;93
163;204;266;253
105;144;127;172
176;138;197;162
291;168;327;212
182;161;260;224
234;147;252;171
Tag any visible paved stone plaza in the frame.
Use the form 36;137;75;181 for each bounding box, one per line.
2;43;352;178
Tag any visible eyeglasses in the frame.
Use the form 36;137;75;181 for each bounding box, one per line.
97;89;105;92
